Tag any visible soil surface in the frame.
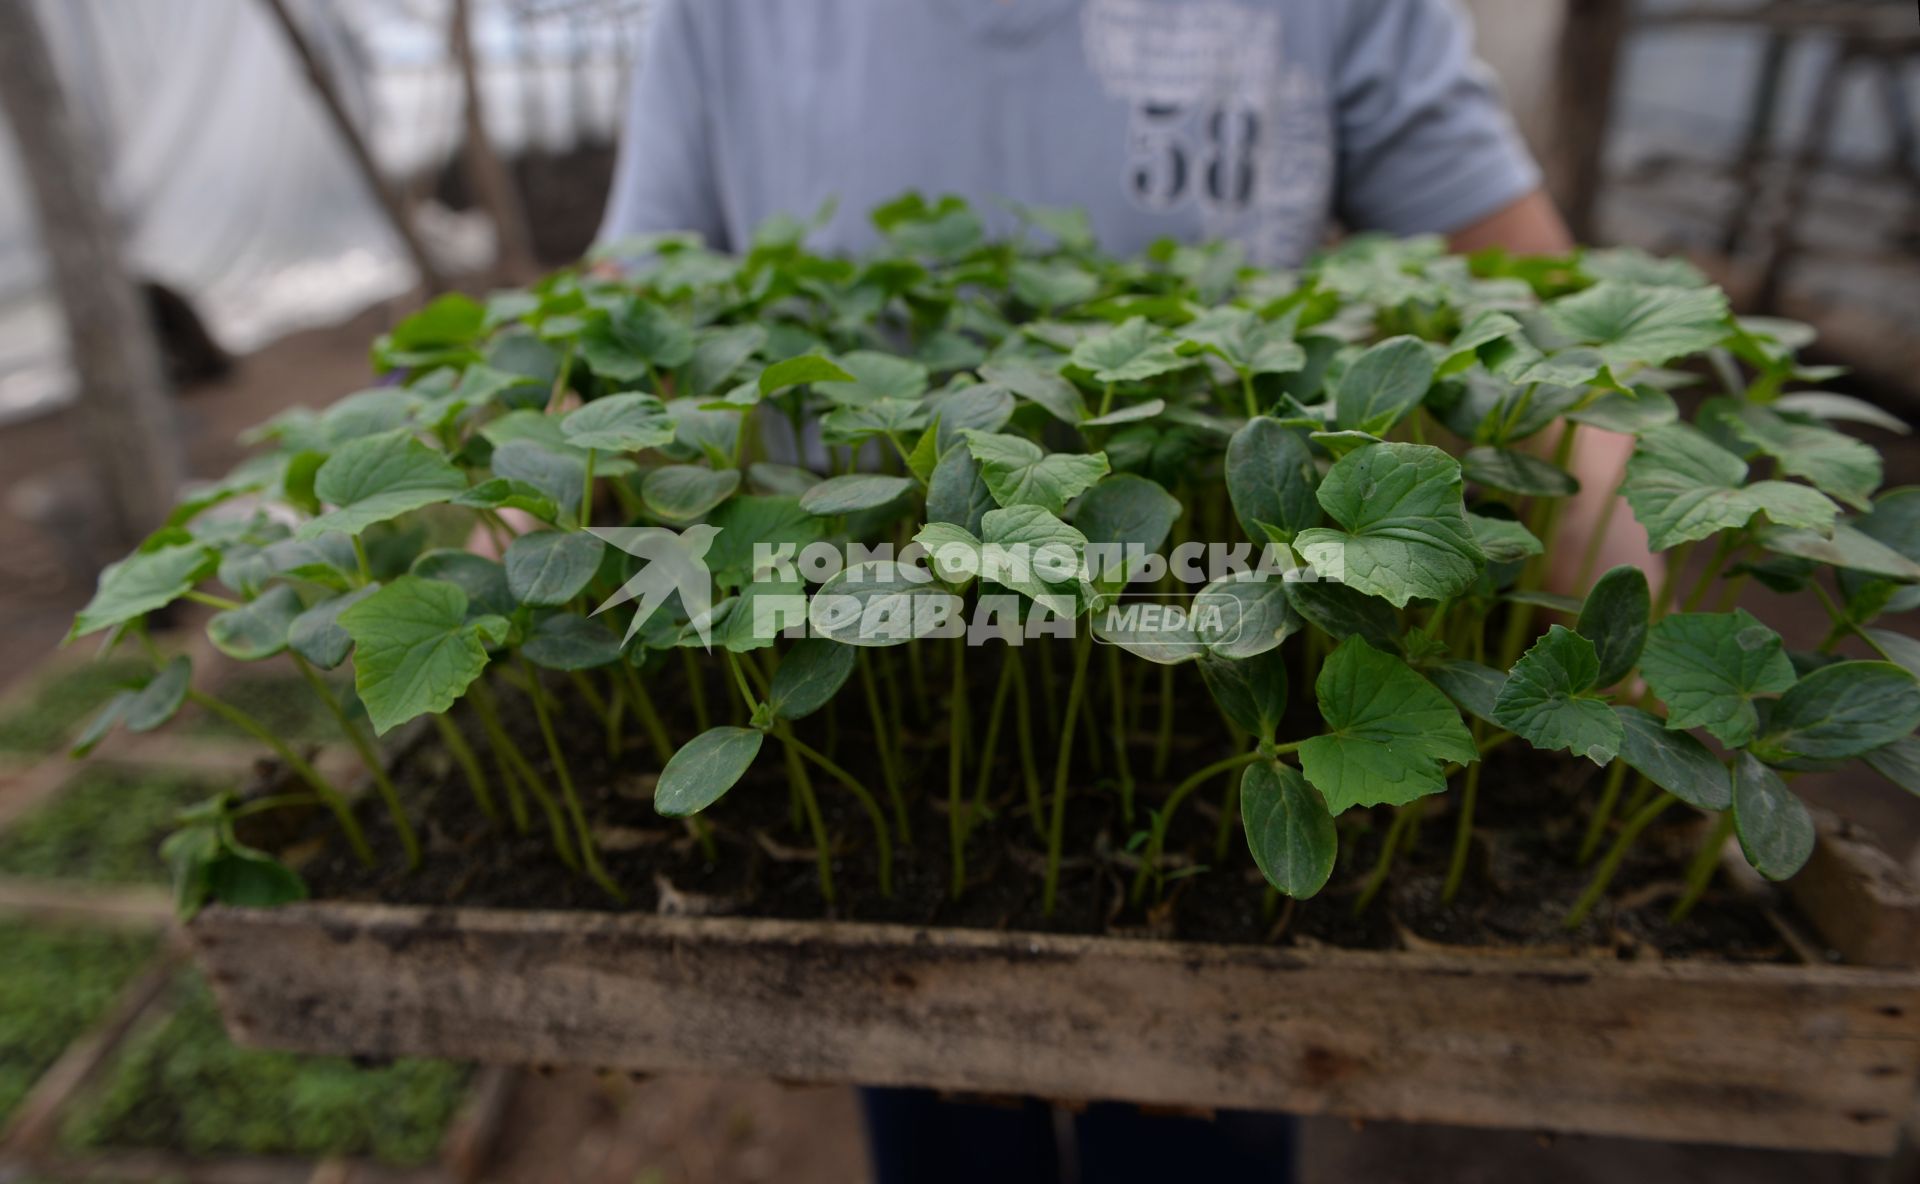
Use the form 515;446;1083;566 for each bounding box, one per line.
291;648;1793;963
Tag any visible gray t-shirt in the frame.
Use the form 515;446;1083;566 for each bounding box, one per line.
597;0;1540;266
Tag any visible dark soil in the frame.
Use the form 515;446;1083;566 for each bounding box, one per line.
285;643;1794;964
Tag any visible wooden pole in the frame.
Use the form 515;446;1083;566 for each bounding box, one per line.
0;0;180;548
450;0;540;278
258;0;447;292
1548;0;1632;242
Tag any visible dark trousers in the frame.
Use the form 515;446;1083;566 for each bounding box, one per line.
860;1087;1299;1184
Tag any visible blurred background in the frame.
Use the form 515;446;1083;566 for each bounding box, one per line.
0;2;1915;1181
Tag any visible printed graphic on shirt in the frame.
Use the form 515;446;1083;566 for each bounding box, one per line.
1081;0;1331;266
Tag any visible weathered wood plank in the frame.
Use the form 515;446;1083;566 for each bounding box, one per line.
191;903;1920;1156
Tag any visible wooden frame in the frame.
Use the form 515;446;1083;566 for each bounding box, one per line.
191;896;1920;1157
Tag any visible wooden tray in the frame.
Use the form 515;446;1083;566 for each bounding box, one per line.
191;897;1920;1156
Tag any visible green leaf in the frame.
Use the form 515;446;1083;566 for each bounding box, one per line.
798;474;914;516
1226;418;1319;543
1774;392;1909;436
1567;385;1678;434
978;358;1089;424
1613;706;1732;810
1640;609;1796;747
1751;661;1920;762
207;586;304;661
642;465;742;522
70;543;216;638
1240;761;1336;899
758;353;856;395
1333;336;1435;434
338;576;507;735
1175;307;1305;376
928;385;1017;448
963;431;1110;515
579;301;695;380
655;726;765;816
504;530;606;607
926;442;995;535
747;463;823;497
768;639;857;721
1069;317;1190;384
1465;513;1543;565
411;551;515;619
124;656;192;732
809;561;955;647
561;394;676;452
451;479;559;522
1578;565;1651;687
1282;579;1399;648
490;439;588;514
1718;402;1880;510
1461;446;1578;497
828;350;931;406
980;505;1088;618
521;613;623;670
1621;423;1837;550
1198;652;1289;740
1298;637;1476;813
1546;281;1731;368
1730;751;1815;881
1194;573;1301;659
1865;737;1920;797
300;430;465;538
1083;398;1166;427
1293;442;1484;608
1011;259;1100;310
685;324;768;396
1074;474;1182;558
1492;626;1623;765
287;584;379;669
1427;661;1508;726
1756;523;1920;581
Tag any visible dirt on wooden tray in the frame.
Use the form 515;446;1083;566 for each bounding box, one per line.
276;651;1792;965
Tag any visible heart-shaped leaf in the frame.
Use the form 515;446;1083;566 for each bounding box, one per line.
1493;626;1623;765
1299;637;1476;813
1640;609;1796;747
1546;281;1731;368
1622;423;1837;550
338;576;508;734
1461;446;1579;498
979;358;1089;424
70;543;216;638
561;394;676;452
1293;442;1484;608
288;584;380;669
207;586;305;661
1069;317;1190;384
963;431;1110;515
300;430;465;538
522;612;623;670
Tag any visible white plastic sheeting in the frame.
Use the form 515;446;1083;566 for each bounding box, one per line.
0;0;416;424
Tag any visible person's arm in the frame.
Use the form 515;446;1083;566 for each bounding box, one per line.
1446;188;1572;256
595;0;728;253
1331;4;1655;592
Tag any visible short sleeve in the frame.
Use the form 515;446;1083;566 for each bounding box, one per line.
1330;0;1541;236
595;0;729;250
